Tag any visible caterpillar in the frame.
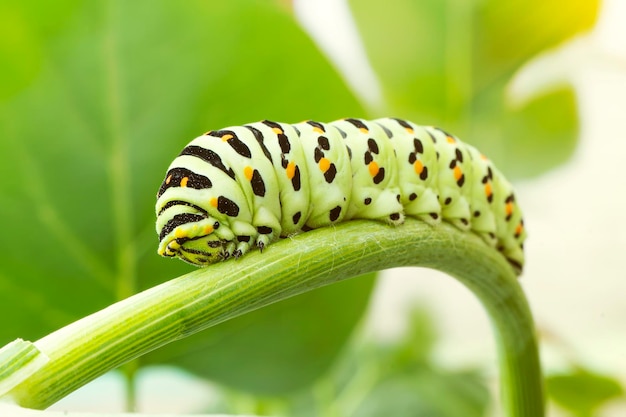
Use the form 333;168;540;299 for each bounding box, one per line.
156;118;526;273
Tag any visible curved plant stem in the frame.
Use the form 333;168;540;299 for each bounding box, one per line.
1;219;543;416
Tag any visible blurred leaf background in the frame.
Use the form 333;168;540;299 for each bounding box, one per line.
1;0;624;415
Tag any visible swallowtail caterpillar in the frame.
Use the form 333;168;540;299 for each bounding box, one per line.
156;118;526;273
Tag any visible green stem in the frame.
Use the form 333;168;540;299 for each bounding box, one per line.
1;219;543;416
122;361;138;412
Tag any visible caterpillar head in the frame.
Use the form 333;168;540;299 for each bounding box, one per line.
157;215;233;266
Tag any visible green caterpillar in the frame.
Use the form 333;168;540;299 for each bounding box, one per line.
156;118;526;273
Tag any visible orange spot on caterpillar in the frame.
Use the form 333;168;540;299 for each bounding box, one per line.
481;154;489;161
210;197;218;208
368;161;379;178
413;160;424;175
221;134;234;141
272;127;283;135
515;223;523;236
446;136;456;144
319;157;330;173
312;127;324;134
484;182;492;197
166;174;172;184
244;166;253;180
505;202;514;216
405;127;414;134
180;177;189;187
286;161;296;179
453;166;463;181
203;225;214;234
359;127;369;134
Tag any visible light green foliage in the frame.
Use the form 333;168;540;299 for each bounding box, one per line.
348;0;599;177
328;309;489;417
210;309;490;416
0;0;81;99
547;369;625;417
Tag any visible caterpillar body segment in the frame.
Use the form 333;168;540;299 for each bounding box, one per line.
291;120;352;229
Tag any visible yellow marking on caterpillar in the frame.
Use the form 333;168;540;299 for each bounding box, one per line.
286;161;296;179
180;177;189;187
244;166;254;180
481;154;489;161
312;126;324;134
203;225;214;234
368;161;379;177
359;127;369;134
210;197;218;208
413;160;424;175
175;229;186;239
453;166;463;181
405;127;414;134
319;157;330;173
166;174;172;184
446;136;456;144
221;134;233;141
272;127;283;135
484;182;492;198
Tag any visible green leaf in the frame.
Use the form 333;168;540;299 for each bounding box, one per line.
475;0;599;86
353;369;489;417
387;307;438;369
348;0;599;177
469;85;579;178
348;0;449;122
0;0;368;395
0;0;82;100
290;309;487;417
547;369;624;416
352;311;488;417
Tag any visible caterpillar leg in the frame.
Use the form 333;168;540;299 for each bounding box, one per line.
217;220;257;259
470;209;498;247
304;188;350;229
251;206;282;252
439;189;472;231
232;237;251;259
502;245;524;274
401;186;442;226
348;187;405;225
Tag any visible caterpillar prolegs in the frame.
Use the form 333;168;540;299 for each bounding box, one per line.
156;118;526;273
